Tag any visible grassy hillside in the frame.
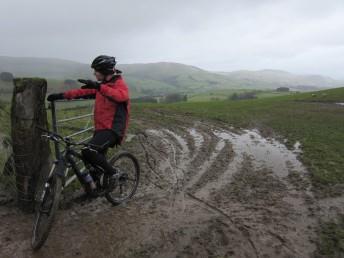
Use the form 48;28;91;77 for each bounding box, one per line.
121;62;234;92
219;69;343;89
1;57;342;98
0;56;91;79
293;87;344;102
187;89;294;102
133;87;344;197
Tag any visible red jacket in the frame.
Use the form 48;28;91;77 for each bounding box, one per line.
63;76;130;144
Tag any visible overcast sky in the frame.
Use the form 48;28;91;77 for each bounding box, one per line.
1;0;344;78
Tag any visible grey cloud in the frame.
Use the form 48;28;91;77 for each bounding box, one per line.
0;0;343;78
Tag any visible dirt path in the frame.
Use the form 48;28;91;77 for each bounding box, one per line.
0;112;341;257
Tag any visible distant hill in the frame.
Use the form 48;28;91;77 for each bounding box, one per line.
0;56;342;96
0;56;91;79
119;62;238;95
218;69;342;90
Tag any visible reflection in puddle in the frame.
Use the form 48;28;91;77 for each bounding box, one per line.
213;129;306;178
293;141;302;154
197;129;307;199
188;128;204;151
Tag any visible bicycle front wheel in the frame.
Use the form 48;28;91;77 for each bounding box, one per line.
105;152;140;205
31;174;62;251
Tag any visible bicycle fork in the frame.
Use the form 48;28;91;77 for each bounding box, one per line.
38;160;65;203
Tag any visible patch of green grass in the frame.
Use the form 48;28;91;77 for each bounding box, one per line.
316;216;344;257
187;89;294;102
256;90;294;98
0;100;14;194
187;89;248;102
0;99;10;135
132;87;344;196
293;87;344;103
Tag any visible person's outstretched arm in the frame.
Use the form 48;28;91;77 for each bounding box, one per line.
63;88;97;100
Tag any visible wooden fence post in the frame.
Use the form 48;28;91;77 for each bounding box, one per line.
11;78;52;212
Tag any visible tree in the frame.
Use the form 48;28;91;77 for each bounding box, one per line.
229;91;257;101
229;93;238;100
276;87;290;92
164;93;187;103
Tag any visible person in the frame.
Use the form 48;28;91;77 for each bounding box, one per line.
47;55;130;187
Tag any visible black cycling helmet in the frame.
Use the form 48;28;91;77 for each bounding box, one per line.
91;55;117;75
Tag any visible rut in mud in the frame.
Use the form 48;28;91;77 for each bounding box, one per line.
0;113;339;258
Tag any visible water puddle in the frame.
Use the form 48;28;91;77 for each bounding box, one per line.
146;127;308;200
188;128;204;151
213;129;306;178
293;141;302;154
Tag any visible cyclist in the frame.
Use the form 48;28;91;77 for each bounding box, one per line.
47;55;130;187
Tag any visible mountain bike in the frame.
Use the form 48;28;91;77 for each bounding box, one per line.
31;126;140;250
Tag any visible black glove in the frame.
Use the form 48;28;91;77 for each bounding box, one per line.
47;93;64;102
78;79;101;90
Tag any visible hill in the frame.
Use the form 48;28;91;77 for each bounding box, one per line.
0;56;342;97
218;69;342;89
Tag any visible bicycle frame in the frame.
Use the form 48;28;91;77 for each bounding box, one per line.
48;100;96;188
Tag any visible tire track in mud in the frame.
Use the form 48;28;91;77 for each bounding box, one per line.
130;120;318;258
186;140;234;195
121;124;265;257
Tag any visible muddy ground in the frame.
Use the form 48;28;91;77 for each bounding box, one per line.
1;111;343;258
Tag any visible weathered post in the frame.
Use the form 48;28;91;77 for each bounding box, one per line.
11;78;52;212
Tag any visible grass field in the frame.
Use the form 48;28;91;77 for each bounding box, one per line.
187;88;294;102
131;87;344;197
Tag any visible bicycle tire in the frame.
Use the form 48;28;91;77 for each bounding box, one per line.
105;152;140;205
31;174;62;251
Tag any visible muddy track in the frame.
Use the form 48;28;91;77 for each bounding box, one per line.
0;112;342;257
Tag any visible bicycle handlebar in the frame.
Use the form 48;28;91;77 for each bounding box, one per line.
36;126;98;149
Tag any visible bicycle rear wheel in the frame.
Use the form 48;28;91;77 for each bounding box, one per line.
31;174;62;250
105;152;140;205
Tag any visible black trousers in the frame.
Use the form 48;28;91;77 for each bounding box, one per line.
81;130;119;175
